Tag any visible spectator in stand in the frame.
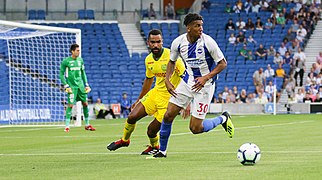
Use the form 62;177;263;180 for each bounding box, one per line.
265;80;275;102
255;17;264;30
236;31;246;44
297;8;306;21
276;12;286;27
224;3;232;13
285;8;296;23
267;45;276;57
316;73;322;86
259;0;269;11
303;90;314;103
233;1;242;13
233;86;240;101
244;0;252;13
293;48;306;62
276;63;287;78
228;33;236;45
253;68;266;87
296;24;307;43
315;93;321;102
236;18;246;30
252;1;261;13
306;72;317;88
264;64;275;79
284;29;295;42
247;35;257;45
278;42;287;56
148;3;157;19
294;57;306;86
239;44;249;59
274;52;284;65
270;9;279;26
246;93;256;104
245;18;255;30
283;51;294;71
255;44;267;60
225;18;236;30
226;89;236;103
295;88;305;103
288;41;299;55
285;77;296;98
290;19;300;33
201;0;211;10
311;63;321;75
265;18;274;29
165;2;175;19
255;92;269;104
222;86;229;103
246;50;256;61
215;93;224;103
94;98;116;119
120;93;131;118
239;89;247;103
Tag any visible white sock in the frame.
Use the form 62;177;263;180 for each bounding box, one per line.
220;115;227;124
160;150;166;155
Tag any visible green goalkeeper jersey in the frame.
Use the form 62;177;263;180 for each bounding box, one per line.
60;56;88;90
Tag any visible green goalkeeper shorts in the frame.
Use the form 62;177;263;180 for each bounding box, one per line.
67;88;88;105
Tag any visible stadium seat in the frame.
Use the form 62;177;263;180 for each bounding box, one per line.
37;10;46;20
28;10;37;20
78;10;86;20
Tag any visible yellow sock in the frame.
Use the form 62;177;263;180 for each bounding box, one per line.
122;121;136;141
149;135;159;148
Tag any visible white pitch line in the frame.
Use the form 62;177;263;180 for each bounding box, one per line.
1;150;322;156
0;120;315;138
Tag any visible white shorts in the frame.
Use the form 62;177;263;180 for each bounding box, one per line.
169;81;215;120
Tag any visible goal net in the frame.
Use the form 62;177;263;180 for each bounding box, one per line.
0;20;81;126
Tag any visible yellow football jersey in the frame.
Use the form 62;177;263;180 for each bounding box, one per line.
145;48;185;93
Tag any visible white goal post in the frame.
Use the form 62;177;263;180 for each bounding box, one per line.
0;20;82;127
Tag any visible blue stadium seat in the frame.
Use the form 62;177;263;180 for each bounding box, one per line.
37;10;46;20
78;10;86;20
28;10;37;20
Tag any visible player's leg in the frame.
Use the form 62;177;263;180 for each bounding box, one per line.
107;100;149;151
141;118;161;155
142;93;171;155
64;89;77;132
191;84;234;137
78;89;94;131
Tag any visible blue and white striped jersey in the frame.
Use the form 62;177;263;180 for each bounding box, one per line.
170;33;226;87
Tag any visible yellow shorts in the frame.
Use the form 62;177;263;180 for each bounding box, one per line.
140;88;170;123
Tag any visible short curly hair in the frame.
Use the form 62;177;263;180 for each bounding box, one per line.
183;13;203;26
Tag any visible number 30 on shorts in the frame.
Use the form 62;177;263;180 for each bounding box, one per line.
197;103;208;113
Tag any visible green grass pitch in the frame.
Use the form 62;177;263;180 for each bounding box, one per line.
1;114;322;180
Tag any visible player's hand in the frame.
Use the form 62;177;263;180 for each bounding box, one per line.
192;76;207;92
165;79;177;97
181;103;191;120
64;85;72;94
85;86;91;93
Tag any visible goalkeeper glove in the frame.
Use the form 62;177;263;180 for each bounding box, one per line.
85;83;91;93
64;84;72;94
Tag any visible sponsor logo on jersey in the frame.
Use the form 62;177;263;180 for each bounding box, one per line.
154;72;166;77
70;67;81;71
186;58;203;68
148;62;154;64
197;48;203;54
161;64;167;71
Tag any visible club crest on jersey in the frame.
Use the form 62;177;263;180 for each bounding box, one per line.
161;64;167;71
197;48;203;54
180;48;187;53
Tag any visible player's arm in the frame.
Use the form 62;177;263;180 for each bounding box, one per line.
80;59;91;93
60;60;72;93
166;39;180;97
131;77;153;110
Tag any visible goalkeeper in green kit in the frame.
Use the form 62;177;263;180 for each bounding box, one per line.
60;44;95;132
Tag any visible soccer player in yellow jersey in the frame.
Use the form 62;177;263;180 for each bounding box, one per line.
107;29;186;155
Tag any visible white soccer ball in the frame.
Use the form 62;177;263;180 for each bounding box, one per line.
237;143;261;165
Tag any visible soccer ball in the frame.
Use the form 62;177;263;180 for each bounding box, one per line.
237;143;261;165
